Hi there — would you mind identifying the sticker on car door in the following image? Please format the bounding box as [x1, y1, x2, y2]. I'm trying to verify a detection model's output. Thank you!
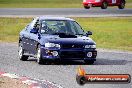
[112, 0, 116, 3]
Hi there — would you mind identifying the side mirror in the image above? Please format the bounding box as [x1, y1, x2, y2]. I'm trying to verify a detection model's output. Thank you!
[86, 31, 92, 36]
[30, 28, 38, 34]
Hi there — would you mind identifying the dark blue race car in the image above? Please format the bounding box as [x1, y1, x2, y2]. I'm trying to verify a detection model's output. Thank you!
[18, 17, 97, 64]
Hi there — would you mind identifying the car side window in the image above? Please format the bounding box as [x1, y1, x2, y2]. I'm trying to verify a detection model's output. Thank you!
[33, 19, 40, 31]
[30, 18, 38, 28]
[25, 18, 39, 33]
[25, 24, 30, 31]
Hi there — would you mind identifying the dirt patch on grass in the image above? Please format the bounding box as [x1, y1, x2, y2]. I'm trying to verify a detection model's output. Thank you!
[0, 76, 29, 88]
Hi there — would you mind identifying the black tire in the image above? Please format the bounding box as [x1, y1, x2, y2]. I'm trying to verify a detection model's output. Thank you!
[84, 60, 94, 65]
[18, 42, 28, 61]
[84, 6, 90, 9]
[118, 0, 125, 9]
[36, 45, 45, 65]
[101, 2, 108, 9]
[76, 75, 86, 85]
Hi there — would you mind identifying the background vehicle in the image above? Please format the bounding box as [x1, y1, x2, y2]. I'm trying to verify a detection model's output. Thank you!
[18, 17, 97, 65]
[83, 0, 126, 9]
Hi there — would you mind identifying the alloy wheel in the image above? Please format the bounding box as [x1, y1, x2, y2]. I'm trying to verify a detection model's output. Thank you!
[19, 45, 23, 59]
[37, 48, 41, 63]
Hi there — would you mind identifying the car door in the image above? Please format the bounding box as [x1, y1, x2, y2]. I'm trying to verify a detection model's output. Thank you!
[28, 19, 40, 55]
[21, 24, 31, 52]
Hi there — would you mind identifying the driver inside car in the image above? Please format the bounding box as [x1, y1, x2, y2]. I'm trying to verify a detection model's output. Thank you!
[41, 22, 53, 34]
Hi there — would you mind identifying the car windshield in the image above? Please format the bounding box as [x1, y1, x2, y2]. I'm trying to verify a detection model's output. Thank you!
[40, 20, 85, 35]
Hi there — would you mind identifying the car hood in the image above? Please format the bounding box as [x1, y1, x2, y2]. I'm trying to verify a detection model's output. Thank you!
[40, 35, 96, 45]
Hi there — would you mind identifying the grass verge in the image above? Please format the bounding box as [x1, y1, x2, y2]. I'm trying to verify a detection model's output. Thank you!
[0, 0, 82, 8]
[0, 0, 131, 8]
[0, 17, 132, 51]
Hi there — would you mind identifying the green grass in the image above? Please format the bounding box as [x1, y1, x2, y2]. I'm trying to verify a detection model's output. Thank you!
[126, 0, 132, 8]
[0, 18, 32, 42]
[0, 0, 82, 8]
[0, 0, 131, 8]
[0, 17, 132, 51]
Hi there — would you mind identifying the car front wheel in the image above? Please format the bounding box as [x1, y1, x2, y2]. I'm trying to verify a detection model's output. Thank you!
[36, 45, 45, 65]
[118, 1, 125, 9]
[101, 2, 108, 9]
[18, 42, 28, 61]
[84, 6, 90, 9]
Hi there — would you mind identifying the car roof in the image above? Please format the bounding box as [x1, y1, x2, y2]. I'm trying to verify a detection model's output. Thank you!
[36, 16, 75, 21]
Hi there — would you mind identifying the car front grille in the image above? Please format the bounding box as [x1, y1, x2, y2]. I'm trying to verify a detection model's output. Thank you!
[60, 51, 85, 58]
[61, 44, 84, 49]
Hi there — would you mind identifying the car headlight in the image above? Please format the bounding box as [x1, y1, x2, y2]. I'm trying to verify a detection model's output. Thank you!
[45, 43, 60, 48]
[85, 45, 96, 48]
[95, 0, 100, 2]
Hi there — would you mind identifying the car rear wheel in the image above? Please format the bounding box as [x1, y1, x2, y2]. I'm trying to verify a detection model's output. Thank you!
[118, 1, 125, 9]
[84, 6, 90, 9]
[36, 45, 45, 65]
[18, 42, 28, 61]
[84, 60, 94, 65]
[101, 2, 108, 9]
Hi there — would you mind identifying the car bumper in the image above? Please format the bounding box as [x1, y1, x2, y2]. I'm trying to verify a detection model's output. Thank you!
[41, 47, 97, 61]
[83, 2, 102, 7]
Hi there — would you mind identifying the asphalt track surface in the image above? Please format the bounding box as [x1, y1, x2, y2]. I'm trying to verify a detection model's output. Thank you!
[0, 43, 132, 88]
[0, 8, 132, 17]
